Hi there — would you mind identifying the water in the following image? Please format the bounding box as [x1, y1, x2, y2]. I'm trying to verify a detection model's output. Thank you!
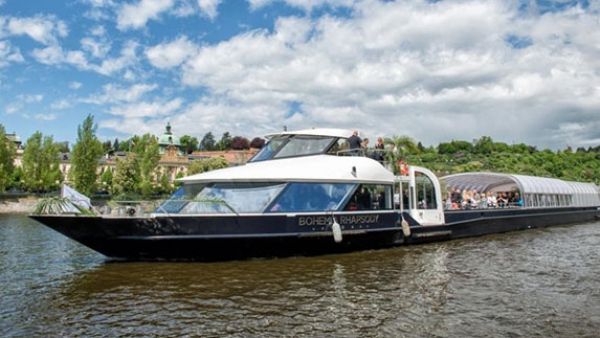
[1, 214, 599, 337]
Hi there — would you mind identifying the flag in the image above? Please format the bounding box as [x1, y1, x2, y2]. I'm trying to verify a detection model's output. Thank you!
[130, 139, 136, 147]
[61, 184, 92, 213]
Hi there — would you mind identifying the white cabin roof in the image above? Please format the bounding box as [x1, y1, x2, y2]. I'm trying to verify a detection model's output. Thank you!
[264, 128, 353, 139]
[179, 155, 395, 184]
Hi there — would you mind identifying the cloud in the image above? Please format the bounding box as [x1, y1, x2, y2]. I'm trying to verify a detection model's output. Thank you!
[117, 0, 176, 30]
[107, 98, 184, 117]
[171, 0, 600, 150]
[83, 83, 158, 104]
[31, 39, 138, 76]
[0, 40, 24, 67]
[247, 0, 355, 12]
[17, 94, 43, 103]
[69, 82, 82, 90]
[145, 36, 197, 69]
[5, 15, 68, 45]
[197, 0, 222, 19]
[34, 113, 57, 121]
[51, 99, 71, 109]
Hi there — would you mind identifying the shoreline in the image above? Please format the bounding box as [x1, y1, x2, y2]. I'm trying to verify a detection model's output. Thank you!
[0, 198, 38, 214]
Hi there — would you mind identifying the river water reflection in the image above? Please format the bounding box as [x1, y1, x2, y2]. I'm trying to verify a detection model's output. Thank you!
[1, 214, 599, 337]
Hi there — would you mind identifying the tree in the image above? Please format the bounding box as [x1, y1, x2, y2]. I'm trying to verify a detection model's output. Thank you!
[54, 141, 70, 153]
[217, 132, 233, 150]
[187, 156, 229, 175]
[21, 132, 61, 192]
[200, 132, 216, 151]
[180, 135, 199, 154]
[231, 136, 250, 150]
[100, 167, 113, 193]
[473, 136, 494, 155]
[112, 152, 141, 197]
[113, 138, 120, 152]
[250, 137, 265, 149]
[132, 133, 161, 198]
[0, 125, 16, 192]
[71, 114, 104, 195]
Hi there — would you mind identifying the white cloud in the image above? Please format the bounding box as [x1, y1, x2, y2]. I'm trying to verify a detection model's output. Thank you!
[172, 0, 600, 150]
[84, 83, 158, 104]
[35, 113, 57, 121]
[5, 103, 19, 114]
[81, 36, 111, 58]
[247, 0, 355, 12]
[108, 98, 184, 117]
[5, 15, 68, 45]
[51, 99, 71, 109]
[0, 40, 24, 67]
[146, 36, 197, 69]
[17, 94, 43, 103]
[69, 82, 82, 90]
[117, 0, 176, 30]
[197, 0, 222, 19]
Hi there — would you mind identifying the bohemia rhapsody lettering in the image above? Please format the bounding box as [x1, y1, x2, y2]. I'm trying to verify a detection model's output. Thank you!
[298, 215, 380, 226]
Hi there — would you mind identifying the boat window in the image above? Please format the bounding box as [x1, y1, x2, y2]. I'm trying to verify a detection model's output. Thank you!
[345, 184, 393, 210]
[416, 172, 438, 209]
[273, 136, 336, 159]
[327, 138, 349, 156]
[248, 136, 289, 162]
[155, 184, 207, 213]
[163, 182, 287, 214]
[268, 183, 356, 212]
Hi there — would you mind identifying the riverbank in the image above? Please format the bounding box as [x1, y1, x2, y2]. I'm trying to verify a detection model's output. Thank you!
[0, 198, 38, 214]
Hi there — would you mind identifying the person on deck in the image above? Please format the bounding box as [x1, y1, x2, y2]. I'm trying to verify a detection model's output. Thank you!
[349, 130, 363, 156]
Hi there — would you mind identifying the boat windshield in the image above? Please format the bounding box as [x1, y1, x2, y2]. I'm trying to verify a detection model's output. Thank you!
[248, 135, 338, 162]
[156, 182, 287, 214]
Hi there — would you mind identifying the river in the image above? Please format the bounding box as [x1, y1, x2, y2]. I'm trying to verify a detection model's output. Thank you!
[1, 214, 599, 337]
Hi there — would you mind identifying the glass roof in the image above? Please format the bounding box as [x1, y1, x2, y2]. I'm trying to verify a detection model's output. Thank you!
[441, 172, 599, 196]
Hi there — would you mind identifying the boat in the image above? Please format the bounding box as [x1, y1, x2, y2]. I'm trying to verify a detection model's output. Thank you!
[29, 128, 600, 261]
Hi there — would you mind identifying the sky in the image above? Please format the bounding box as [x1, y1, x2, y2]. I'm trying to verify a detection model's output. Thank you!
[0, 0, 599, 151]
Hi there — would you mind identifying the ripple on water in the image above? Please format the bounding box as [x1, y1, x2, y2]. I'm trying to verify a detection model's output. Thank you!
[2, 215, 600, 337]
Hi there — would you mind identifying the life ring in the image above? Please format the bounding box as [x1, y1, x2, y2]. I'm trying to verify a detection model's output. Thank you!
[398, 160, 409, 176]
[127, 207, 136, 216]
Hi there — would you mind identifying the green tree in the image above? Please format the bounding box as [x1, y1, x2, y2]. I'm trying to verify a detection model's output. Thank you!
[112, 152, 141, 197]
[473, 136, 494, 155]
[21, 132, 61, 192]
[132, 134, 161, 198]
[217, 132, 233, 150]
[71, 114, 104, 195]
[180, 135, 199, 154]
[187, 156, 229, 175]
[0, 125, 16, 192]
[201, 132, 216, 151]
[100, 167, 113, 193]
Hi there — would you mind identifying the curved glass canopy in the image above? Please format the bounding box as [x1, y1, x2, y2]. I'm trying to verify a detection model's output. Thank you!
[441, 172, 600, 208]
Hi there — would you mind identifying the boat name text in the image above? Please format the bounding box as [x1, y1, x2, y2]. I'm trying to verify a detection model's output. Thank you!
[298, 215, 379, 226]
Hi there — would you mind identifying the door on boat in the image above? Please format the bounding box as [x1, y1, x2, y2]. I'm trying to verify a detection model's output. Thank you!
[404, 166, 445, 226]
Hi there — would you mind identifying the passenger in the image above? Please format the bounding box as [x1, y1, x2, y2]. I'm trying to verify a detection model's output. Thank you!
[461, 190, 470, 209]
[357, 188, 371, 209]
[479, 192, 488, 209]
[451, 187, 462, 206]
[511, 192, 522, 207]
[374, 137, 385, 163]
[348, 130, 363, 156]
[488, 192, 497, 208]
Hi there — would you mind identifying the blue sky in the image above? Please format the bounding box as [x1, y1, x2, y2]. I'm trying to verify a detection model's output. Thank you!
[1, 0, 599, 150]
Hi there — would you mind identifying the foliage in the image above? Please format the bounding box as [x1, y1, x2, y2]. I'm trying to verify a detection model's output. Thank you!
[180, 135, 199, 154]
[187, 156, 229, 176]
[0, 124, 16, 192]
[112, 152, 140, 196]
[250, 137, 265, 149]
[100, 167, 113, 192]
[21, 131, 61, 192]
[217, 132, 233, 150]
[201, 132, 216, 151]
[33, 196, 95, 215]
[71, 114, 104, 195]
[231, 136, 250, 150]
